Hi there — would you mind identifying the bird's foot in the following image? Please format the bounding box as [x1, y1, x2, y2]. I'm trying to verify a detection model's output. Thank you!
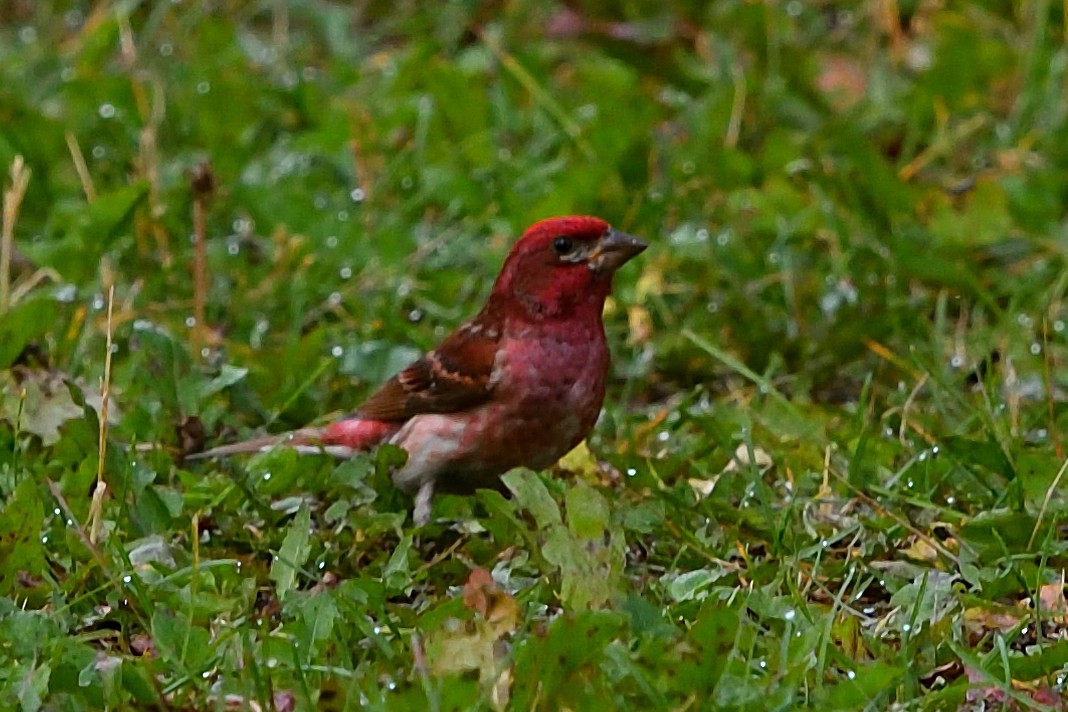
[413, 481, 434, 526]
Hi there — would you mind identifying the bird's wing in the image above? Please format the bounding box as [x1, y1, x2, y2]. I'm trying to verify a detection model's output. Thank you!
[356, 318, 502, 421]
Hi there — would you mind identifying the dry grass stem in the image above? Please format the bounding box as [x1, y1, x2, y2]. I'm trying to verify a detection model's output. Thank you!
[1, 155, 31, 314]
[65, 132, 97, 202]
[89, 283, 115, 545]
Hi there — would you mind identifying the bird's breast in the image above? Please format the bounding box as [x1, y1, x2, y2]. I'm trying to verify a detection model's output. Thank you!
[484, 323, 609, 461]
[390, 321, 611, 495]
[496, 326, 608, 414]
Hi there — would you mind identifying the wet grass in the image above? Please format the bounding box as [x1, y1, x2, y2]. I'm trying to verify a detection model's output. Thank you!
[3, 1, 1068, 709]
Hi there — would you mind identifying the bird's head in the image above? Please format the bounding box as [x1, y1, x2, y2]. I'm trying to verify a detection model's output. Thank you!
[491, 216, 647, 321]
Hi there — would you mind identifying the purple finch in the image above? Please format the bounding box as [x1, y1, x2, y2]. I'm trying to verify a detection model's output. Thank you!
[195, 216, 647, 524]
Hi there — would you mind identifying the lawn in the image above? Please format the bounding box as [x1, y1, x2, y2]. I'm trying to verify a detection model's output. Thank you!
[2, 1, 1068, 709]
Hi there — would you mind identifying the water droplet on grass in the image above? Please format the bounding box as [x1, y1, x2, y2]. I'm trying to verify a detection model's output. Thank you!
[906, 43, 932, 71]
[576, 103, 598, 119]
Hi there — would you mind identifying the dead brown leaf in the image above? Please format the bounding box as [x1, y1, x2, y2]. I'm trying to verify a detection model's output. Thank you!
[426, 568, 518, 710]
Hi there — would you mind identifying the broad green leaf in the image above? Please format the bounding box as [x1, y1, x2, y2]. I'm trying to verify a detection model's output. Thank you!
[822, 662, 904, 708]
[270, 505, 312, 601]
[566, 484, 610, 540]
[684, 602, 742, 692]
[198, 365, 249, 399]
[503, 470, 561, 528]
[511, 611, 627, 709]
[0, 297, 56, 369]
[0, 478, 45, 595]
[149, 609, 213, 675]
[381, 534, 414, 594]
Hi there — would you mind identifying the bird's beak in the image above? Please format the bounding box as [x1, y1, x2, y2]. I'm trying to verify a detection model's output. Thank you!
[588, 228, 648, 274]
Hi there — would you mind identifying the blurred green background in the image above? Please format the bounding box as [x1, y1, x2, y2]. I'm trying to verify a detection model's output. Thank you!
[2, 1, 1068, 709]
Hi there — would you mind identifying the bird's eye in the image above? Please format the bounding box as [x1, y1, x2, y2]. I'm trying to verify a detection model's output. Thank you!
[552, 236, 574, 254]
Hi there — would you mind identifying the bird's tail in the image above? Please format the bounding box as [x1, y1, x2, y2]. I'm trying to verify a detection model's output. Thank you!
[187, 418, 401, 460]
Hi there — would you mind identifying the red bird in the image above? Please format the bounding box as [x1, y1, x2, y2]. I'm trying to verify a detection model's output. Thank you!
[194, 216, 647, 524]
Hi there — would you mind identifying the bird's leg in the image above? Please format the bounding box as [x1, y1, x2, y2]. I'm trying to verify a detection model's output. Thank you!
[413, 480, 435, 526]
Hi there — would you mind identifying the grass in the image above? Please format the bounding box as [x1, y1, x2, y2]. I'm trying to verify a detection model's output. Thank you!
[2, 0, 1068, 709]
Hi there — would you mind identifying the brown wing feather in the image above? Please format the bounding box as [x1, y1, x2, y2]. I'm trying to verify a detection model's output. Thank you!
[356, 317, 501, 421]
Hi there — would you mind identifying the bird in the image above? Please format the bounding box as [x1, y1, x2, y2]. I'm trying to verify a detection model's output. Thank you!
[191, 215, 647, 525]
